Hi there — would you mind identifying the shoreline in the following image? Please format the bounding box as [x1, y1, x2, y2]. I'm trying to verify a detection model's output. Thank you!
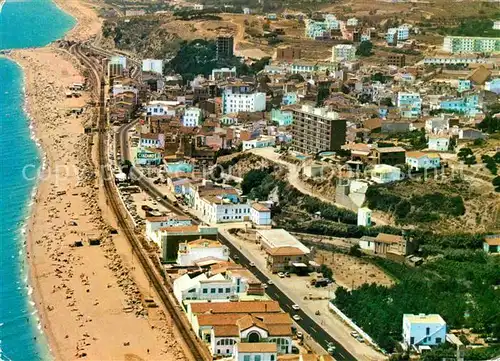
[10, 1, 186, 360]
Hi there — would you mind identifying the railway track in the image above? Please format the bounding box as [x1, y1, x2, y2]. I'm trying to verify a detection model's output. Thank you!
[70, 43, 210, 361]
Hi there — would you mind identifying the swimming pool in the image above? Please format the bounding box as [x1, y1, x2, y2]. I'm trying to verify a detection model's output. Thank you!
[166, 162, 193, 173]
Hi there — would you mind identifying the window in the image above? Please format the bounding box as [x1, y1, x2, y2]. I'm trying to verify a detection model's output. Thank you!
[244, 356, 250, 361]
[436, 337, 442, 343]
[270, 356, 275, 361]
[225, 288, 231, 293]
[218, 288, 223, 293]
[211, 288, 216, 294]
[254, 356, 261, 361]
[426, 327, 430, 335]
[202, 288, 208, 294]
[410, 337, 415, 344]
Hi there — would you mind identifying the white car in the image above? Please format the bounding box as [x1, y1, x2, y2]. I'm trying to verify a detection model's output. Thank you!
[267, 280, 273, 285]
[296, 331, 303, 339]
[249, 262, 255, 267]
[291, 304, 300, 311]
[292, 314, 301, 322]
[278, 272, 285, 278]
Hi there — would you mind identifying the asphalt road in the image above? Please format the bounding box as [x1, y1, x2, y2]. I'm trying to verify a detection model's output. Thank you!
[218, 232, 356, 361]
[117, 121, 355, 360]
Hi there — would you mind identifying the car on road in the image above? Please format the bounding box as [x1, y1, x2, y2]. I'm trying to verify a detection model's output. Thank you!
[233, 255, 239, 261]
[350, 331, 359, 338]
[292, 314, 301, 322]
[249, 262, 255, 267]
[284, 272, 290, 277]
[267, 280, 273, 285]
[356, 336, 365, 343]
[263, 284, 268, 289]
[156, 196, 161, 202]
[278, 272, 285, 278]
[296, 331, 303, 339]
[291, 304, 300, 311]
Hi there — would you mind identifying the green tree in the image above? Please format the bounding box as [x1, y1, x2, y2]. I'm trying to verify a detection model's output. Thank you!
[457, 147, 473, 162]
[356, 41, 373, 57]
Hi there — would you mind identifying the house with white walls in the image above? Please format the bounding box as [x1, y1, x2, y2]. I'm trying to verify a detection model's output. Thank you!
[234, 343, 278, 361]
[146, 100, 179, 116]
[406, 152, 441, 171]
[370, 164, 402, 184]
[145, 215, 193, 241]
[250, 203, 272, 226]
[176, 239, 229, 266]
[428, 135, 450, 151]
[403, 314, 447, 350]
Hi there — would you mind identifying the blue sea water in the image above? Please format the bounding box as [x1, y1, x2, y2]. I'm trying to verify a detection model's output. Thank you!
[0, 0, 75, 360]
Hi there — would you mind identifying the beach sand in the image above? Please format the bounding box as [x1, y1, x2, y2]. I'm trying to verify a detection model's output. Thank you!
[10, 1, 187, 360]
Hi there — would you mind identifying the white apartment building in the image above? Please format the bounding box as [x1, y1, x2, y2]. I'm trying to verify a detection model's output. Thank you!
[331, 44, 356, 62]
[183, 107, 203, 127]
[242, 135, 276, 151]
[145, 214, 192, 240]
[403, 314, 446, 348]
[146, 100, 179, 116]
[142, 59, 163, 74]
[199, 197, 252, 224]
[494, 21, 500, 30]
[173, 273, 235, 304]
[176, 239, 229, 266]
[222, 89, 266, 114]
[139, 133, 163, 148]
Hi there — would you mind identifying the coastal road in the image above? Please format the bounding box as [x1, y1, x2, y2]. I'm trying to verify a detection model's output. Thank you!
[117, 121, 359, 360]
[71, 43, 210, 361]
[217, 231, 356, 361]
[117, 120, 199, 221]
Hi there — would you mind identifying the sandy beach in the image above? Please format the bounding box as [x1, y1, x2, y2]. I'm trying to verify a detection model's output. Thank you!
[10, 0, 186, 360]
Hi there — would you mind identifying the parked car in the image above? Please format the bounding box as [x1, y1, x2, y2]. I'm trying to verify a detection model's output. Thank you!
[278, 272, 285, 278]
[267, 280, 273, 285]
[291, 304, 300, 311]
[296, 331, 303, 339]
[327, 342, 336, 355]
[284, 272, 290, 278]
[249, 262, 255, 267]
[350, 331, 359, 338]
[292, 314, 301, 322]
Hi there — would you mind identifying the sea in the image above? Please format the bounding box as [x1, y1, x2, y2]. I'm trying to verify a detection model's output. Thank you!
[0, 0, 75, 360]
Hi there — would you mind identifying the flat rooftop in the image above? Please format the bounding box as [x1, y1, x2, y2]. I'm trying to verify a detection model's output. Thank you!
[257, 229, 310, 254]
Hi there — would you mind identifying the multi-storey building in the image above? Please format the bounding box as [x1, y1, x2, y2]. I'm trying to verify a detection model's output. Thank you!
[222, 85, 266, 114]
[331, 44, 356, 62]
[275, 46, 302, 62]
[142, 59, 163, 74]
[387, 53, 406, 67]
[216, 35, 234, 59]
[291, 105, 347, 154]
[182, 107, 203, 127]
[386, 25, 410, 45]
[443, 36, 500, 54]
[397, 92, 422, 118]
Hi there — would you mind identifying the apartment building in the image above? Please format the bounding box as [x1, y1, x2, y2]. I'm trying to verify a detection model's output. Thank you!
[291, 105, 347, 154]
[443, 36, 500, 54]
[222, 85, 266, 114]
[182, 107, 203, 127]
[397, 92, 422, 118]
[387, 53, 406, 67]
[386, 25, 410, 45]
[331, 44, 356, 62]
[216, 36, 234, 59]
[275, 46, 302, 62]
